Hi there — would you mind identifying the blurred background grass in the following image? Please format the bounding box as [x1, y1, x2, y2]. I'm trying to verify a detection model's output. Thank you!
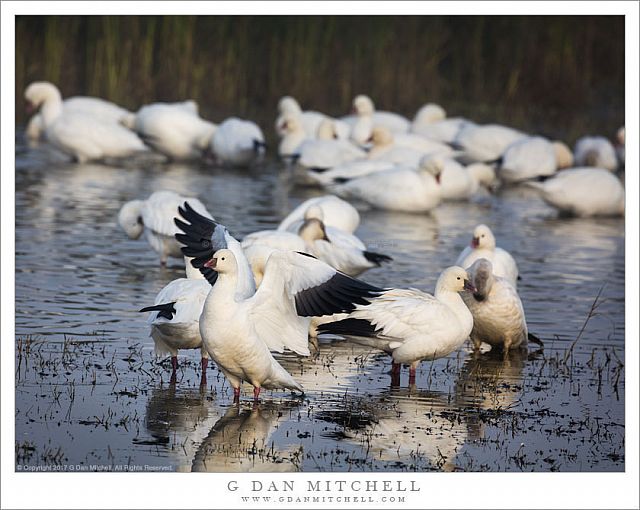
[15, 15, 625, 142]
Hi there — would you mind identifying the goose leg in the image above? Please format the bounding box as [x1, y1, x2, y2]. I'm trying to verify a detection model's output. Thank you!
[233, 387, 241, 402]
[409, 361, 419, 385]
[391, 362, 401, 387]
[200, 358, 208, 387]
[253, 386, 261, 402]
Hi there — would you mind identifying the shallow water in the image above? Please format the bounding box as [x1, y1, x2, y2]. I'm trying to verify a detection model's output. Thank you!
[15, 134, 625, 472]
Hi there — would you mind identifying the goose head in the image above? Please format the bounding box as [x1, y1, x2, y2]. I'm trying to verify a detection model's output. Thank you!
[552, 141, 574, 169]
[278, 96, 302, 116]
[281, 114, 304, 136]
[24, 81, 62, 115]
[118, 199, 145, 239]
[418, 154, 444, 184]
[413, 103, 446, 125]
[471, 224, 496, 250]
[467, 163, 497, 189]
[204, 248, 237, 274]
[436, 266, 476, 295]
[368, 126, 394, 148]
[353, 94, 375, 116]
[303, 204, 325, 221]
[298, 217, 329, 243]
[466, 258, 495, 301]
[317, 119, 338, 140]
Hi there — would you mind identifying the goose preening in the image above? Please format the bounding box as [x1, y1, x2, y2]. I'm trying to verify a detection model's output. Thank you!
[453, 123, 527, 163]
[139, 259, 212, 381]
[175, 203, 385, 401]
[277, 195, 361, 234]
[118, 191, 213, 265]
[126, 101, 216, 161]
[331, 154, 443, 213]
[210, 117, 266, 167]
[574, 135, 619, 171]
[24, 81, 147, 163]
[527, 167, 625, 217]
[26, 94, 132, 141]
[498, 137, 562, 183]
[461, 258, 529, 353]
[242, 206, 392, 276]
[455, 224, 519, 287]
[318, 266, 475, 383]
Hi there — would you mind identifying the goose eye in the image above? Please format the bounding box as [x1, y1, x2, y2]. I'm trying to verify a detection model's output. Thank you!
[481, 234, 485, 238]
[457, 276, 461, 280]
[221, 257, 225, 261]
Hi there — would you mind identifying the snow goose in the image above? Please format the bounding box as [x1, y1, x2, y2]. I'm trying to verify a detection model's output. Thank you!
[275, 95, 326, 138]
[498, 136, 559, 183]
[455, 224, 519, 286]
[24, 82, 147, 163]
[26, 94, 132, 141]
[318, 266, 475, 382]
[461, 258, 528, 353]
[243, 209, 392, 276]
[277, 195, 360, 233]
[453, 123, 527, 163]
[305, 159, 400, 187]
[574, 135, 618, 171]
[128, 102, 216, 161]
[411, 103, 471, 144]
[527, 167, 625, 217]
[139, 258, 212, 381]
[118, 190, 213, 265]
[343, 94, 411, 136]
[332, 154, 443, 213]
[209, 117, 266, 167]
[175, 205, 385, 400]
[367, 126, 453, 166]
[278, 114, 309, 162]
[437, 156, 497, 200]
[294, 120, 366, 172]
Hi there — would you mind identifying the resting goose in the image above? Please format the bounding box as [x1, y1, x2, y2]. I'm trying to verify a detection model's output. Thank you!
[305, 159, 400, 187]
[411, 103, 471, 144]
[498, 136, 559, 183]
[277, 195, 360, 234]
[453, 123, 527, 163]
[455, 224, 519, 287]
[174, 204, 384, 401]
[527, 167, 625, 217]
[574, 135, 619, 171]
[278, 114, 309, 162]
[127, 102, 216, 161]
[332, 154, 443, 213]
[139, 258, 212, 381]
[24, 81, 147, 163]
[275, 96, 327, 138]
[342, 95, 411, 142]
[437, 157, 496, 200]
[367, 126, 453, 166]
[462, 258, 528, 353]
[118, 191, 213, 265]
[26, 94, 132, 141]
[210, 117, 266, 167]
[242, 207, 391, 276]
[318, 266, 475, 383]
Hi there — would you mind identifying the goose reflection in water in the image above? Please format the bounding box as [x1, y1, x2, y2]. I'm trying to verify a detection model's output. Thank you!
[141, 381, 222, 470]
[191, 401, 302, 472]
[455, 347, 542, 441]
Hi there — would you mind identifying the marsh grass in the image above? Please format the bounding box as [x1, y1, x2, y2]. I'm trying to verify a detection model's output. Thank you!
[16, 15, 624, 142]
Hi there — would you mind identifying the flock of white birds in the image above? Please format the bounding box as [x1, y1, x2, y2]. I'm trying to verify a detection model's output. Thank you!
[23, 81, 626, 400]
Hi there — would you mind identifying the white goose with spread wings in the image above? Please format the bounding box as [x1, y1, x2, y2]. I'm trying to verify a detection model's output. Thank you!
[175, 203, 384, 401]
[318, 266, 475, 382]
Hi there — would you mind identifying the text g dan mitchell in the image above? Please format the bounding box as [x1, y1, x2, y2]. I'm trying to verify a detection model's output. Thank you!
[227, 480, 420, 493]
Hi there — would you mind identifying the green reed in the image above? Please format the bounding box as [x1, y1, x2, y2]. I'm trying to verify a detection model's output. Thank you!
[15, 15, 624, 143]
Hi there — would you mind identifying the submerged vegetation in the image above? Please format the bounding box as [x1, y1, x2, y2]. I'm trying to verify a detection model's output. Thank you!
[16, 15, 624, 141]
